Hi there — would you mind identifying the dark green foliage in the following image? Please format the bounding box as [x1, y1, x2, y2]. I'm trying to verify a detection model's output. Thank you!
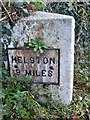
[48, 97, 89, 119]
[1, 70, 50, 119]
[0, 27, 12, 36]
[0, 25, 12, 46]
[28, 37, 48, 53]
[1, 71, 89, 119]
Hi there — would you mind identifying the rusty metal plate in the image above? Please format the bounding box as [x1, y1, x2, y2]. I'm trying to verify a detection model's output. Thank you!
[7, 48, 60, 85]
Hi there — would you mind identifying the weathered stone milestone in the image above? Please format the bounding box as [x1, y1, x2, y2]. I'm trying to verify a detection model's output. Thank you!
[8, 11, 75, 104]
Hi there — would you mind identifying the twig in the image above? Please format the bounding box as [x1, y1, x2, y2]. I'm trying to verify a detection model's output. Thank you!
[0, 12, 16, 23]
[0, 16, 7, 22]
[0, 0, 13, 23]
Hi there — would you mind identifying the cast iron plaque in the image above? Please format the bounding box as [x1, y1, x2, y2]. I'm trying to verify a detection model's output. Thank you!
[7, 48, 60, 85]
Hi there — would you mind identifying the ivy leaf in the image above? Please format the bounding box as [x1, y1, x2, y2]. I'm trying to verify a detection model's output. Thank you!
[1, 27, 12, 36]
[39, 48, 44, 53]
[0, 91, 5, 99]
[21, 108, 27, 115]
[43, 44, 48, 48]
[36, 37, 43, 43]
[15, 2, 24, 8]
[34, 46, 38, 52]
[39, 46, 41, 49]
[22, 8, 29, 15]
[29, 43, 32, 46]
[29, 43, 34, 47]
[31, 39, 36, 45]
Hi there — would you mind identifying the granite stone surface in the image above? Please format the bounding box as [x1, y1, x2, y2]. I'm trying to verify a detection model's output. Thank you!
[9, 11, 75, 104]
